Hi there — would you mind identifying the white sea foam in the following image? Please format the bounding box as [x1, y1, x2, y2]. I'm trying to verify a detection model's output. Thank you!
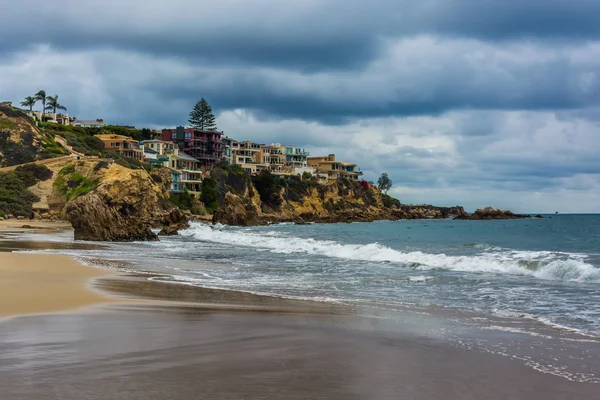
[179, 223, 600, 283]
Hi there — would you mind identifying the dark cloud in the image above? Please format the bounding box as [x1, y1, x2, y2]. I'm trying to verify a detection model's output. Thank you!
[2, 0, 600, 211]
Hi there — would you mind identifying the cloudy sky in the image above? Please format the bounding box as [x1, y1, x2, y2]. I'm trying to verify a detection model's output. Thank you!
[2, 0, 600, 212]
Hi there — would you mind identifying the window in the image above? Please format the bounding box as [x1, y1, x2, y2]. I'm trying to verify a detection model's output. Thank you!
[185, 132, 191, 139]
[172, 132, 176, 139]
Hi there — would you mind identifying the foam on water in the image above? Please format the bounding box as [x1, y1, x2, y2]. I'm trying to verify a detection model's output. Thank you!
[180, 223, 600, 282]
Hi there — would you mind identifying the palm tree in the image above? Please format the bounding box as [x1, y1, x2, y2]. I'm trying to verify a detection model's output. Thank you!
[45, 95, 67, 114]
[20, 96, 37, 112]
[34, 90, 47, 120]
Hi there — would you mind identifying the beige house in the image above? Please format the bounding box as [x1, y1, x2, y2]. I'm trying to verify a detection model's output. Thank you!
[307, 154, 363, 180]
[226, 138, 315, 176]
[95, 134, 143, 160]
[141, 140, 176, 156]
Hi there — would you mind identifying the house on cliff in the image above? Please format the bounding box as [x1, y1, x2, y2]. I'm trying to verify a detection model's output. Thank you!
[161, 127, 223, 167]
[308, 154, 363, 180]
[95, 134, 144, 161]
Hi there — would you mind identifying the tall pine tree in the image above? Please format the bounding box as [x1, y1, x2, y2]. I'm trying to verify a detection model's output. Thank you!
[188, 98, 217, 130]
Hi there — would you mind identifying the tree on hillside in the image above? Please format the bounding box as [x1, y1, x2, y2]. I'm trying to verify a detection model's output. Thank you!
[34, 90, 47, 120]
[20, 96, 37, 112]
[188, 98, 217, 130]
[45, 95, 67, 114]
[377, 172, 392, 195]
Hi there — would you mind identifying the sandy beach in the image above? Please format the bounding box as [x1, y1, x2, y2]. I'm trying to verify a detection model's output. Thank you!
[0, 219, 72, 233]
[0, 252, 116, 318]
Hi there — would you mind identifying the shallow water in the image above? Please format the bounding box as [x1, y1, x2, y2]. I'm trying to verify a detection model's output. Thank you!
[16, 215, 600, 337]
[9, 215, 600, 383]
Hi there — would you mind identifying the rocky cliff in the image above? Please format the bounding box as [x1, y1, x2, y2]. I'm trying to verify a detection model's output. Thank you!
[210, 169, 467, 226]
[54, 160, 186, 241]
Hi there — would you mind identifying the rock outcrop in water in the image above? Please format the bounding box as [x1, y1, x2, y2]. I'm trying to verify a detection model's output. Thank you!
[454, 206, 529, 220]
[58, 160, 187, 241]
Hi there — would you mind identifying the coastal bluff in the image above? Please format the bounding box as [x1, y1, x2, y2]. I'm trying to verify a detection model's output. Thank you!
[36, 161, 528, 241]
[56, 160, 186, 241]
[210, 169, 468, 226]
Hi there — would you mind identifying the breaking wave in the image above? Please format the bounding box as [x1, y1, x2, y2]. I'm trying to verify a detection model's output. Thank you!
[179, 223, 600, 282]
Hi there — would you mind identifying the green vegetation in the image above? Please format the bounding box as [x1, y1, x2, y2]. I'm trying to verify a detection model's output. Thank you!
[252, 170, 283, 210]
[377, 172, 392, 195]
[20, 96, 37, 112]
[40, 135, 69, 158]
[34, 90, 47, 120]
[170, 191, 194, 210]
[0, 118, 17, 130]
[0, 129, 38, 166]
[65, 174, 99, 200]
[54, 165, 99, 201]
[14, 164, 53, 186]
[45, 95, 67, 114]
[0, 164, 53, 217]
[200, 177, 219, 213]
[188, 98, 217, 130]
[382, 194, 401, 209]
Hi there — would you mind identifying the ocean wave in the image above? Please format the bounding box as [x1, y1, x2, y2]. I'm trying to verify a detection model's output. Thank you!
[179, 223, 600, 283]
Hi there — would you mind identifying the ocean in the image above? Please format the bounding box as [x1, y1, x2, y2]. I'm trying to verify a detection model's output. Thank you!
[23, 214, 600, 336]
[7, 214, 600, 383]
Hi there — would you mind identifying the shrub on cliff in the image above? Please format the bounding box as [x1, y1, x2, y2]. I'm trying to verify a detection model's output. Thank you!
[15, 164, 53, 185]
[252, 170, 283, 210]
[200, 177, 219, 213]
[170, 191, 194, 210]
[382, 194, 401, 209]
[0, 165, 52, 216]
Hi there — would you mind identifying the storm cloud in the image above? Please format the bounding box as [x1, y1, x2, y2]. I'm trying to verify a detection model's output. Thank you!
[2, 0, 599, 212]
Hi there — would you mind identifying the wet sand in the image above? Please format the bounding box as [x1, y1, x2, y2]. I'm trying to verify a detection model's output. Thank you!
[0, 219, 71, 233]
[1, 305, 598, 400]
[0, 253, 116, 317]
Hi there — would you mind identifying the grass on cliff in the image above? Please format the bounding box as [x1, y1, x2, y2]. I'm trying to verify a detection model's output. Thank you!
[0, 164, 53, 217]
[54, 165, 100, 201]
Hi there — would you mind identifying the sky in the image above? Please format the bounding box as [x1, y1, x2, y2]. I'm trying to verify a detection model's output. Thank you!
[2, 0, 600, 212]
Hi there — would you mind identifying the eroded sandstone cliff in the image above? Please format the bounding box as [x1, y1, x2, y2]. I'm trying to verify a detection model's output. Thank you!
[211, 170, 467, 226]
[54, 160, 186, 241]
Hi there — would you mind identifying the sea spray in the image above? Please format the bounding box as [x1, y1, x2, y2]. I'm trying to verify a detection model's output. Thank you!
[179, 222, 600, 283]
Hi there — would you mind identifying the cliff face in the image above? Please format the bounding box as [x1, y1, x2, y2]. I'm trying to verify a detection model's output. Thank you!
[211, 171, 467, 226]
[56, 160, 186, 241]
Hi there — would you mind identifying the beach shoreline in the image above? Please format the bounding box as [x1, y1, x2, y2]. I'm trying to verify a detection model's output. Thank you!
[0, 252, 118, 319]
[0, 228, 599, 398]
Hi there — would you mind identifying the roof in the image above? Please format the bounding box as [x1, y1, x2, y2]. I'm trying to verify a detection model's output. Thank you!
[144, 148, 159, 154]
[176, 152, 200, 162]
[143, 139, 172, 144]
[95, 134, 136, 141]
[73, 120, 106, 125]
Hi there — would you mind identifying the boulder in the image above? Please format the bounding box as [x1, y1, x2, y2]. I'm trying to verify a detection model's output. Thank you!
[158, 208, 189, 236]
[64, 163, 187, 241]
[66, 193, 159, 241]
[212, 192, 262, 226]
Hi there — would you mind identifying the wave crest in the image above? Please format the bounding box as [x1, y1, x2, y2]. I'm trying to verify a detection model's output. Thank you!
[179, 223, 600, 282]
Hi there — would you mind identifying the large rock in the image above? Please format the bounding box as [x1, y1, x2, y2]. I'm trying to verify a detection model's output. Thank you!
[212, 192, 262, 226]
[455, 206, 529, 220]
[64, 163, 188, 241]
[66, 193, 159, 241]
